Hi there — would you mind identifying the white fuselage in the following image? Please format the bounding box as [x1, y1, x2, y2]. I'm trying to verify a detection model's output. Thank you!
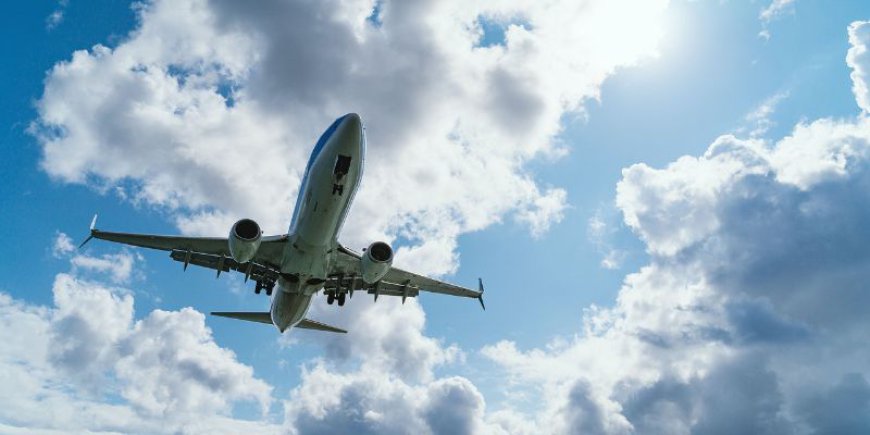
[270, 113, 365, 332]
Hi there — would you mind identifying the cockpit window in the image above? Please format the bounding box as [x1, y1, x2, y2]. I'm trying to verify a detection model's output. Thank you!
[334, 154, 352, 178]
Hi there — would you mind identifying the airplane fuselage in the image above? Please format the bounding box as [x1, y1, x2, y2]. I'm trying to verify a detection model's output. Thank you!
[271, 113, 365, 331]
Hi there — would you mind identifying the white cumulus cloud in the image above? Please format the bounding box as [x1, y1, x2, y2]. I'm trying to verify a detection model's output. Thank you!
[848, 20, 870, 114]
[0, 262, 275, 433]
[481, 20, 870, 434]
[27, 1, 672, 432]
[31, 0, 670, 265]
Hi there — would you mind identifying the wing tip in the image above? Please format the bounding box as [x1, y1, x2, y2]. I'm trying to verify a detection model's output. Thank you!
[477, 277, 486, 311]
[78, 214, 99, 249]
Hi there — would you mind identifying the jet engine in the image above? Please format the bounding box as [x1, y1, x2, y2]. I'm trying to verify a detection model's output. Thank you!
[360, 241, 393, 284]
[228, 218, 262, 263]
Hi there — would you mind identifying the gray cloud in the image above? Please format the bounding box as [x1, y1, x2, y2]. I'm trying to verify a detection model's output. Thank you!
[560, 381, 629, 435]
[620, 376, 693, 435]
[692, 355, 789, 435]
[423, 377, 485, 435]
[798, 373, 870, 435]
[724, 298, 811, 345]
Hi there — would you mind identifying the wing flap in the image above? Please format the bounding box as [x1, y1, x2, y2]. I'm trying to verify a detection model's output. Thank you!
[169, 250, 280, 282]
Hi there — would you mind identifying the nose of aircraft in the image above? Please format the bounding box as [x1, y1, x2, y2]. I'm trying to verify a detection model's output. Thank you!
[343, 112, 361, 129]
[333, 113, 363, 151]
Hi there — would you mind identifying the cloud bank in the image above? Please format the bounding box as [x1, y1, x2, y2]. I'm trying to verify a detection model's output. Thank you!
[0, 255, 275, 433]
[26, 1, 668, 432]
[482, 19, 870, 434]
[32, 0, 669, 265]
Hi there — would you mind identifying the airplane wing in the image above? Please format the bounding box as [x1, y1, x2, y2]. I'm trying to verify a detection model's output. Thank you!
[329, 245, 485, 309]
[82, 217, 287, 285]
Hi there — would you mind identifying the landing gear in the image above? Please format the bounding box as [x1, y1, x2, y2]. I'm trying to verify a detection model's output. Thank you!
[255, 280, 275, 296]
[326, 292, 347, 306]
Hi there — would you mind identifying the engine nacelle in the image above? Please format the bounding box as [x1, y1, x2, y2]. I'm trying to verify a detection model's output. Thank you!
[360, 241, 393, 284]
[228, 218, 262, 264]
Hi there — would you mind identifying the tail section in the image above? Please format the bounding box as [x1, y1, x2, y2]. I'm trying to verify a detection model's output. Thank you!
[210, 312, 347, 334]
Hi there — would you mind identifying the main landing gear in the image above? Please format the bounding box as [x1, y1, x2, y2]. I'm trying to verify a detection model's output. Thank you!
[254, 280, 275, 296]
[326, 292, 346, 306]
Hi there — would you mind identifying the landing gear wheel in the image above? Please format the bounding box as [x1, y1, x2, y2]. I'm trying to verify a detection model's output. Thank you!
[338, 293, 346, 306]
[327, 293, 335, 305]
[254, 285, 262, 295]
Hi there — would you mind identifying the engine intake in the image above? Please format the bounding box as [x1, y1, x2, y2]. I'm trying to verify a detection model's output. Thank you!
[228, 218, 262, 263]
[361, 241, 393, 284]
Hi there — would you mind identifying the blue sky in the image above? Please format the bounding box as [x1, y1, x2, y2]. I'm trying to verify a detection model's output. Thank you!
[3, 0, 870, 433]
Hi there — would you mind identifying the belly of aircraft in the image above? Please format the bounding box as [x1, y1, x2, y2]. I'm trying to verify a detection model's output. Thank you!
[295, 179, 354, 246]
[270, 280, 314, 332]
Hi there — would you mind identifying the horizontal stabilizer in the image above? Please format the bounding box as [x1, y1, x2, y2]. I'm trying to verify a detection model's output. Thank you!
[297, 318, 347, 334]
[211, 311, 272, 325]
[211, 312, 346, 333]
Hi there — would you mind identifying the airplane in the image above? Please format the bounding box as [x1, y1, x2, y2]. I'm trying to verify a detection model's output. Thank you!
[81, 113, 484, 334]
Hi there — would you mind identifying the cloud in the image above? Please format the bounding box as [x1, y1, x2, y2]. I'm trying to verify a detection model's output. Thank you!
[51, 231, 75, 257]
[54, 232, 139, 283]
[742, 91, 789, 137]
[848, 20, 870, 114]
[587, 207, 627, 269]
[758, 0, 797, 40]
[27, 3, 870, 434]
[423, 377, 486, 435]
[481, 20, 870, 434]
[31, 0, 670, 262]
[283, 364, 490, 435]
[23, 1, 870, 434]
[759, 0, 796, 23]
[29, 2, 671, 432]
[70, 251, 138, 283]
[558, 380, 631, 435]
[797, 373, 870, 434]
[308, 298, 461, 381]
[0, 266, 275, 433]
[46, 0, 68, 31]
[116, 307, 273, 420]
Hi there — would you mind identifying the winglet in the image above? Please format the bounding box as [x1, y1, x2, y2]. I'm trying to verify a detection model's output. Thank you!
[78, 214, 98, 248]
[477, 277, 486, 311]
